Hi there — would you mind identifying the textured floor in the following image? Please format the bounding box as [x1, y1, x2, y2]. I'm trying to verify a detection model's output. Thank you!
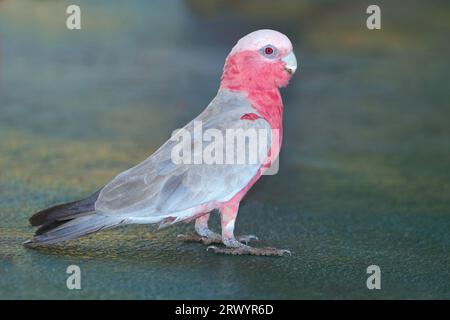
[0, 0, 449, 299]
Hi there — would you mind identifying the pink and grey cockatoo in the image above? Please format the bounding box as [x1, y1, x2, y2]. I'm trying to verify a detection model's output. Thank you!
[25, 29, 297, 256]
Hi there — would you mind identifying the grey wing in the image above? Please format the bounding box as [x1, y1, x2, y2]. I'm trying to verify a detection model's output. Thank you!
[95, 89, 272, 218]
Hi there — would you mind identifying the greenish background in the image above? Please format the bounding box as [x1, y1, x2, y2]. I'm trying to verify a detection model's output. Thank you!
[0, 0, 449, 299]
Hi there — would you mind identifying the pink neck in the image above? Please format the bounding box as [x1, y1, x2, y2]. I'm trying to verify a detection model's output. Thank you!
[219, 51, 286, 130]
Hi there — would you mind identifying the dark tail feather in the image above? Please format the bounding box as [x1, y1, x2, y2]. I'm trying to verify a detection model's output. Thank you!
[29, 189, 101, 227]
[24, 189, 117, 247]
[24, 214, 127, 247]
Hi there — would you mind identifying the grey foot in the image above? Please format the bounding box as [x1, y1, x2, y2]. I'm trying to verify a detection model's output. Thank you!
[207, 244, 291, 257]
[177, 234, 259, 245]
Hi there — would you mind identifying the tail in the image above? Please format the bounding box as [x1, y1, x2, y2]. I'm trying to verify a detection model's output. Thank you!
[28, 189, 101, 227]
[24, 215, 126, 246]
[25, 189, 128, 246]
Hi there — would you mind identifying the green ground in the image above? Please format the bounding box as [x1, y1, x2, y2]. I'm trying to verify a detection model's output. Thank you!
[0, 0, 449, 299]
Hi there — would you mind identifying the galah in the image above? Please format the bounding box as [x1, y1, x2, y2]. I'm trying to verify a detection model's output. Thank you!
[25, 29, 298, 256]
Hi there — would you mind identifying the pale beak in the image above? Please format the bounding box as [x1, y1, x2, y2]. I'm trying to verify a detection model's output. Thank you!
[282, 52, 297, 75]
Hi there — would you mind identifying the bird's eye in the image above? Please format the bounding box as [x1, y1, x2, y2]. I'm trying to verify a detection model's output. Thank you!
[260, 45, 277, 58]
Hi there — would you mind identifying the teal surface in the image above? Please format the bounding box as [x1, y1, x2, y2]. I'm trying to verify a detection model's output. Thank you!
[0, 0, 449, 299]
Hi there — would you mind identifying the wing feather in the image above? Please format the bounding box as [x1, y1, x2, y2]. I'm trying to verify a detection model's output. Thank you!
[95, 90, 271, 218]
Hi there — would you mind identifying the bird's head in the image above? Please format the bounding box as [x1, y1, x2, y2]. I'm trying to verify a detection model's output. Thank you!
[221, 29, 297, 92]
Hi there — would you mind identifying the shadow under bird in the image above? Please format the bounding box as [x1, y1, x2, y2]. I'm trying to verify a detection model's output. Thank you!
[25, 29, 298, 256]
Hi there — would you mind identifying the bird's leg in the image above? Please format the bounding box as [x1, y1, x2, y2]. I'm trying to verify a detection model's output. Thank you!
[207, 203, 291, 257]
[177, 213, 222, 245]
[177, 212, 259, 245]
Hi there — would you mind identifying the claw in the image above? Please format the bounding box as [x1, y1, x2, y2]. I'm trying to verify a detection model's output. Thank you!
[178, 233, 202, 242]
[237, 234, 259, 244]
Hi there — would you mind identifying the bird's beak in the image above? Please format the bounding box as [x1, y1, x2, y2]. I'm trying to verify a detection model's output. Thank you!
[282, 52, 297, 75]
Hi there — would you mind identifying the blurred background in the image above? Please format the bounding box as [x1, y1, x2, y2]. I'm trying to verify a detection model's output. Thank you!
[0, 0, 449, 299]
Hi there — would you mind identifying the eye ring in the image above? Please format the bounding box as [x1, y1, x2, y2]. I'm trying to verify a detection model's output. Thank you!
[260, 45, 277, 58]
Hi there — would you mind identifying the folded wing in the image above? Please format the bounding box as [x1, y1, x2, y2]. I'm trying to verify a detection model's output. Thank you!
[95, 90, 272, 219]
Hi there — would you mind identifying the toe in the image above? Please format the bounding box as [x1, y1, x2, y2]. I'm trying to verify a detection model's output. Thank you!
[206, 245, 219, 252]
[177, 234, 205, 243]
[237, 234, 259, 244]
[262, 247, 292, 257]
